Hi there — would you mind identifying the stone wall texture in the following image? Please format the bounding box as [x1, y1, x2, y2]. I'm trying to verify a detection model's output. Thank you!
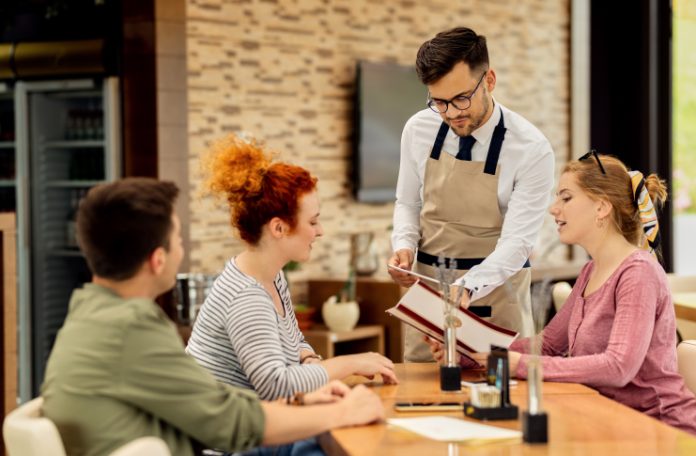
[186, 0, 571, 279]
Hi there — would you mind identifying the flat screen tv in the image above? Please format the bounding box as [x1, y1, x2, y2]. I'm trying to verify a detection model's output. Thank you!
[353, 61, 426, 203]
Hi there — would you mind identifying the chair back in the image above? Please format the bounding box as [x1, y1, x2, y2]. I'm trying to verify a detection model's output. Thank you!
[666, 274, 696, 293]
[109, 437, 172, 456]
[552, 281, 573, 313]
[678, 340, 696, 396]
[2, 397, 67, 456]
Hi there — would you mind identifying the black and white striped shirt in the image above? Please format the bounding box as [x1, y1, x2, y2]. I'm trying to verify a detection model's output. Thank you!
[185, 258, 328, 400]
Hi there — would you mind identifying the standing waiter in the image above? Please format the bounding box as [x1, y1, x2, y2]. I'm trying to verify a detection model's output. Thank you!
[388, 27, 555, 362]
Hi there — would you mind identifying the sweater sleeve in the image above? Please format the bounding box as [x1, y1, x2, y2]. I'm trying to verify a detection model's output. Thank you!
[515, 262, 658, 388]
[118, 312, 265, 453]
[510, 282, 579, 357]
[224, 286, 328, 400]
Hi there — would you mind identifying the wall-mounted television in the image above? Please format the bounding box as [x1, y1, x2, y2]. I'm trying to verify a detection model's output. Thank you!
[353, 61, 425, 203]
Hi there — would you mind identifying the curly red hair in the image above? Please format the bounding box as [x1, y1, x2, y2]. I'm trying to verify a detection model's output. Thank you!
[202, 135, 318, 245]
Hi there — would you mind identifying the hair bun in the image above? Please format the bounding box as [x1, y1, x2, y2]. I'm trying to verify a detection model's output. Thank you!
[643, 173, 668, 209]
[202, 134, 274, 204]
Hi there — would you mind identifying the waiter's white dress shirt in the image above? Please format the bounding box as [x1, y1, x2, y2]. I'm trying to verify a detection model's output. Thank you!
[392, 101, 555, 301]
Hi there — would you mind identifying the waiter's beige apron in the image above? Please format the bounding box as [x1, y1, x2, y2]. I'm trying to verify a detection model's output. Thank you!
[403, 115, 531, 362]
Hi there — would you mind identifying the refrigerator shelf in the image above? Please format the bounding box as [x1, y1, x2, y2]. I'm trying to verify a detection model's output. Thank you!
[0, 141, 15, 149]
[46, 90, 102, 100]
[0, 180, 16, 187]
[40, 140, 104, 149]
[48, 249, 84, 258]
[46, 180, 105, 188]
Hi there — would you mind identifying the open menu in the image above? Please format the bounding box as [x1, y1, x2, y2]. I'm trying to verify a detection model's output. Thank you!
[386, 280, 518, 357]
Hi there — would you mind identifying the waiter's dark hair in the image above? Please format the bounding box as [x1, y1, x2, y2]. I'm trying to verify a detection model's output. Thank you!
[77, 178, 179, 280]
[416, 27, 489, 85]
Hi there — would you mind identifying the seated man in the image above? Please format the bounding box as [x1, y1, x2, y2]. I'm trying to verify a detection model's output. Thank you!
[41, 178, 384, 456]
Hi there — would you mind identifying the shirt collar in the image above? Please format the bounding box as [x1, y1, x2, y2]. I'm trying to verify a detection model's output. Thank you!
[448, 98, 501, 147]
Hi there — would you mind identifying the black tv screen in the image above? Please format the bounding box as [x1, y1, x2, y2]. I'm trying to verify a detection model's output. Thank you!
[353, 61, 426, 203]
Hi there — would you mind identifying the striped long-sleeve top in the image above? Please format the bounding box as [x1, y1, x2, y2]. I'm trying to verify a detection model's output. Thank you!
[185, 258, 329, 400]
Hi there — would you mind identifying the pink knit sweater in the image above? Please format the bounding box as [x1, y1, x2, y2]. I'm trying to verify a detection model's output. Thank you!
[512, 250, 696, 435]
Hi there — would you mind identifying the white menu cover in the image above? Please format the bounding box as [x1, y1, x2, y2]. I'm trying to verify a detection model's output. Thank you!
[386, 280, 518, 356]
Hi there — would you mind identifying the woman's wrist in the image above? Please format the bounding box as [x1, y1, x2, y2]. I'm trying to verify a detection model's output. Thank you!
[300, 353, 323, 364]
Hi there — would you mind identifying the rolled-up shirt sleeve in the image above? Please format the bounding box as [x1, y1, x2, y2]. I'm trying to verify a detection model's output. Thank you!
[457, 141, 555, 301]
[119, 316, 266, 453]
[392, 115, 423, 253]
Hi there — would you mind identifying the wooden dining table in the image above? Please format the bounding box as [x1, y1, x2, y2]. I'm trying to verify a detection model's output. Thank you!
[673, 292, 696, 323]
[319, 363, 696, 455]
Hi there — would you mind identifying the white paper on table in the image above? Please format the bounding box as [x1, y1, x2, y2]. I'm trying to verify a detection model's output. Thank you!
[388, 416, 522, 443]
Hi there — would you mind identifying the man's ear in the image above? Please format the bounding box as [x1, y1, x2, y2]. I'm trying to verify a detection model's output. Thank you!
[149, 246, 167, 275]
[485, 68, 497, 93]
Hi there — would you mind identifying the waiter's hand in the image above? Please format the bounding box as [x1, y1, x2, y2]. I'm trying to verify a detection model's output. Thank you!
[387, 249, 417, 287]
[453, 285, 471, 308]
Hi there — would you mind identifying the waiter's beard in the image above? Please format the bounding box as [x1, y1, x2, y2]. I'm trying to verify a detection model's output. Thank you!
[448, 93, 491, 137]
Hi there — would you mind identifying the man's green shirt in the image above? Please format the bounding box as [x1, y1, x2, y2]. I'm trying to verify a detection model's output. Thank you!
[41, 283, 265, 456]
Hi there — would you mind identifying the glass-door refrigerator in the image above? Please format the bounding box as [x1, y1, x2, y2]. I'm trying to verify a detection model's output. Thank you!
[0, 82, 16, 212]
[15, 77, 120, 399]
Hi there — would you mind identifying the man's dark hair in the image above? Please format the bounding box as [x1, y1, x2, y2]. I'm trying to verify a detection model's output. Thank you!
[77, 178, 179, 280]
[415, 27, 489, 85]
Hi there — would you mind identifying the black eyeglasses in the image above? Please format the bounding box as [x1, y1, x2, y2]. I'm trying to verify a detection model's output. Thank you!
[427, 71, 487, 114]
[579, 149, 606, 175]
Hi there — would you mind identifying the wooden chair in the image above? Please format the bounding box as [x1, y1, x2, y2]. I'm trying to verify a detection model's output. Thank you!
[551, 281, 573, 313]
[667, 274, 696, 341]
[677, 340, 696, 396]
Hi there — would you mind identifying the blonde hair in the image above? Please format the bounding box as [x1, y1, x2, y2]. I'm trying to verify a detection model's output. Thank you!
[563, 155, 667, 247]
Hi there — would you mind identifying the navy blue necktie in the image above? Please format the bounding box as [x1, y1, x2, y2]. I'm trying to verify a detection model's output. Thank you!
[456, 135, 476, 160]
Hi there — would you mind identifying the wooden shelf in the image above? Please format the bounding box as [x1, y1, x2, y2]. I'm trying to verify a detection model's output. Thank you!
[41, 140, 104, 149]
[302, 324, 385, 359]
[307, 278, 405, 362]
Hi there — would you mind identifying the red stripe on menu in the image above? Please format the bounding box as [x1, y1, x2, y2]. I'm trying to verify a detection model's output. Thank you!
[416, 281, 518, 337]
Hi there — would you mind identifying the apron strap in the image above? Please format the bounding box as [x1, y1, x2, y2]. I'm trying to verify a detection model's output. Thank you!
[483, 111, 506, 175]
[429, 122, 451, 160]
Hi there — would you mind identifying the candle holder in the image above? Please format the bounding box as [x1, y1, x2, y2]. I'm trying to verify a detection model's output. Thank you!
[522, 278, 552, 443]
[436, 256, 462, 392]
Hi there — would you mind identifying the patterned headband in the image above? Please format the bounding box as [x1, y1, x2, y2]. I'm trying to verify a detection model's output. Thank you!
[628, 171, 660, 258]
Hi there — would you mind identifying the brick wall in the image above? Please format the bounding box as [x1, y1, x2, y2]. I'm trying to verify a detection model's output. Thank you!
[186, 0, 571, 279]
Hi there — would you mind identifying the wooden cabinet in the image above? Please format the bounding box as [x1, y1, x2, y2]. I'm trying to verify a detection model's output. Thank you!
[306, 278, 405, 362]
[302, 325, 384, 359]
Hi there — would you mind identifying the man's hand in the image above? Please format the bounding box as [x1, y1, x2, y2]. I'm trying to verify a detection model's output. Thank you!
[337, 385, 385, 427]
[451, 284, 471, 308]
[387, 249, 416, 287]
[303, 380, 351, 405]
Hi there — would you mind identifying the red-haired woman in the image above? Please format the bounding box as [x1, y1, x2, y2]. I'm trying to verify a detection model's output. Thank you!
[429, 153, 696, 435]
[186, 135, 397, 404]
